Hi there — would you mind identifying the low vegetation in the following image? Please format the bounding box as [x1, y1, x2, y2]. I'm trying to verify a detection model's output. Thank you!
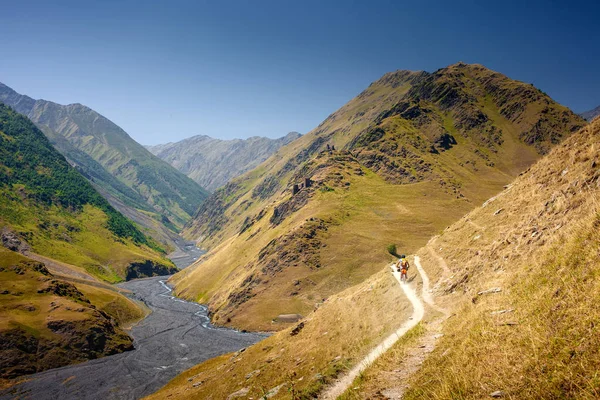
[400, 118, 600, 399]
[147, 264, 417, 399]
[149, 85, 597, 400]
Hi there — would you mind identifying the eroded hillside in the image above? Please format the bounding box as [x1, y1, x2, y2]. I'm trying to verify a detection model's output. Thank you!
[174, 63, 585, 331]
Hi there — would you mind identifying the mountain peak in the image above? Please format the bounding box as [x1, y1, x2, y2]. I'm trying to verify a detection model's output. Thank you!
[581, 104, 600, 121]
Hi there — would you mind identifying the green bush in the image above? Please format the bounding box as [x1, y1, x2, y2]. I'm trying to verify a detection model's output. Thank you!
[387, 244, 398, 257]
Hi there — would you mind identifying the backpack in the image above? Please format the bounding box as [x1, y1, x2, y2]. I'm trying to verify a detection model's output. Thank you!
[401, 259, 409, 269]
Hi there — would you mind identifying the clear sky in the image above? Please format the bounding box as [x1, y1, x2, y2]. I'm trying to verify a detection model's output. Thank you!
[0, 0, 598, 144]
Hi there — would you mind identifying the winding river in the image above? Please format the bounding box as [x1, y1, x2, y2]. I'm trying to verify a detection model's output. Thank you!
[1, 242, 266, 400]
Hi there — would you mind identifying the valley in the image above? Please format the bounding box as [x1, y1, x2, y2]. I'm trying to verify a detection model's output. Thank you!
[0, 11, 597, 396]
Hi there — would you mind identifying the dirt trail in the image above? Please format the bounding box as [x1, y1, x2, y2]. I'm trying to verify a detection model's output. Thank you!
[414, 256, 449, 317]
[374, 255, 450, 400]
[320, 264, 426, 399]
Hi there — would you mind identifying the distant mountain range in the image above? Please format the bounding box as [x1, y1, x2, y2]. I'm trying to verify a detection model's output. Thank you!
[581, 105, 600, 121]
[0, 82, 209, 247]
[146, 132, 302, 191]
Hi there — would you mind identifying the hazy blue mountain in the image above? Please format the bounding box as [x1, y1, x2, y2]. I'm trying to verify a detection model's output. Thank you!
[147, 132, 301, 191]
[581, 105, 600, 121]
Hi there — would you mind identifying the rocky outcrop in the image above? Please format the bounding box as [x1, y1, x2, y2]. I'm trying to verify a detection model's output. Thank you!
[125, 260, 179, 280]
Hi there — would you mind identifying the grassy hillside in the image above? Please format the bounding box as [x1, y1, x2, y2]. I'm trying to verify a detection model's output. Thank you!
[147, 132, 302, 191]
[0, 248, 139, 379]
[396, 116, 600, 399]
[173, 63, 585, 331]
[148, 95, 599, 400]
[0, 103, 176, 282]
[0, 82, 208, 240]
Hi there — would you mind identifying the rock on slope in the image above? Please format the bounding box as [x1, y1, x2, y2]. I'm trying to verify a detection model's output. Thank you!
[148, 97, 600, 400]
[172, 63, 585, 331]
[147, 132, 302, 191]
[581, 104, 600, 121]
[0, 82, 209, 244]
[0, 103, 175, 282]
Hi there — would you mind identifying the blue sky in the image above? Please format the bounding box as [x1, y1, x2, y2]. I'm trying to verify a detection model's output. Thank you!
[0, 0, 598, 144]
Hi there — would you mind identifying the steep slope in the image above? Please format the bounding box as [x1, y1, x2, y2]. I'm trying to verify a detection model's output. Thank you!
[147, 132, 302, 191]
[149, 100, 599, 400]
[581, 104, 600, 121]
[174, 63, 585, 331]
[0, 82, 208, 239]
[349, 114, 600, 400]
[0, 103, 176, 282]
[0, 248, 139, 379]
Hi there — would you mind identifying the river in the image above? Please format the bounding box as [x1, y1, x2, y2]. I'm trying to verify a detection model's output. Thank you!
[1, 242, 266, 400]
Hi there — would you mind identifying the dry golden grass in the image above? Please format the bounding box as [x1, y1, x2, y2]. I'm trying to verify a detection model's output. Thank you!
[339, 119, 600, 399]
[148, 262, 423, 400]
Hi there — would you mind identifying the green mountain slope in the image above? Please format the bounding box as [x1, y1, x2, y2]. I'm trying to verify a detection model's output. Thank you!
[0, 103, 176, 282]
[148, 97, 600, 400]
[0, 82, 208, 240]
[0, 248, 138, 379]
[174, 63, 585, 331]
[146, 132, 302, 191]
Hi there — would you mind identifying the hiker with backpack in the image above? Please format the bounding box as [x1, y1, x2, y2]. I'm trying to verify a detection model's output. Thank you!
[397, 255, 409, 283]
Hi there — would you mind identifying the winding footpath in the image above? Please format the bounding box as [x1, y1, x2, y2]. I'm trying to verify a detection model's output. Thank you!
[321, 257, 431, 400]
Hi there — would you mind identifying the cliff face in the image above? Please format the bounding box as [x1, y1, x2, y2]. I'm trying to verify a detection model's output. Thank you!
[147, 132, 302, 191]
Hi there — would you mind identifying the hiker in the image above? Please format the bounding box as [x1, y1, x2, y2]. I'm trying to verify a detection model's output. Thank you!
[397, 255, 409, 282]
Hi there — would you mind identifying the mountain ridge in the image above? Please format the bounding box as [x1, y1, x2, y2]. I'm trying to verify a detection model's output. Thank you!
[581, 104, 600, 121]
[148, 104, 600, 400]
[0, 82, 209, 246]
[146, 131, 302, 191]
[0, 102, 176, 282]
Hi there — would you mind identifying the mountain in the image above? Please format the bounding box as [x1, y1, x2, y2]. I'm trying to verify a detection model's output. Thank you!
[146, 132, 302, 191]
[581, 104, 600, 121]
[0, 104, 174, 378]
[0, 82, 209, 245]
[0, 103, 176, 282]
[172, 63, 585, 332]
[149, 101, 600, 400]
